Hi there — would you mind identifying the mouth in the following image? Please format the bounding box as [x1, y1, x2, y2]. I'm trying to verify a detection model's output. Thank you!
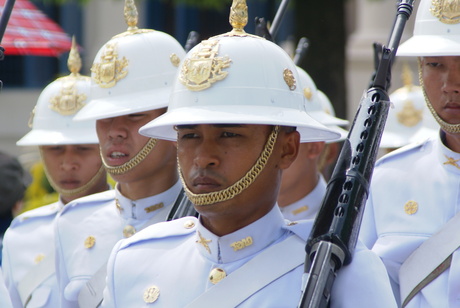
[105, 150, 130, 166]
[59, 179, 81, 189]
[191, 176, 222, 194]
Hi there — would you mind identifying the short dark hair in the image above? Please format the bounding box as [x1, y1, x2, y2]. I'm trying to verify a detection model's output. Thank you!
[0, 152, 31, 215]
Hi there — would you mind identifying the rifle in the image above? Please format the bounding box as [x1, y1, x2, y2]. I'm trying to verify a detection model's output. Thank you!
[254, 0, 290, 41]
[293, 37, 309, 66]
[297, 1, 415, 307]
[185, 30, 200, 53]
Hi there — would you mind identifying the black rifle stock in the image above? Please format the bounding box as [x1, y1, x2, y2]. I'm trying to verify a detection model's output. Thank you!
[298, 1, 415, 307]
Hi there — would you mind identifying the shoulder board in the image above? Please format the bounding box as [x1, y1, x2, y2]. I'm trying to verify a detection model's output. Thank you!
[376, 137, 433, 166]
[119, 216, 199, 250]
[11, 203, 59, 227]
[283, 219, 312, 242]
[60, 189, 116, 215]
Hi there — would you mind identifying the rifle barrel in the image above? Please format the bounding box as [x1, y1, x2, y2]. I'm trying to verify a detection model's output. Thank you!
[269, 0, 290, 40]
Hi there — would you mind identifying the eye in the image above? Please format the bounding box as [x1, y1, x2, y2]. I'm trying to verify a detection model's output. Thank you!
[221, 131, 239, 138]
[426, 62, 441, 68]
[178, 132, 199, 139]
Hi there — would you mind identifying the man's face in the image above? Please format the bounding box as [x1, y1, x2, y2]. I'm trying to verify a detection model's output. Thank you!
[176, 124, 299, 233]
[96, 108, 176, 183]
[40, 144, 104, 200]
[421, 56, 460, 125]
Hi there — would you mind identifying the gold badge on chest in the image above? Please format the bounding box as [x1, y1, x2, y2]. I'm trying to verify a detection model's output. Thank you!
[444, 155, 460, 169]
[92, 42, 129, 88]
[230, 236, 253, 251]
[179, 39, 231, 91]
[196, 231, 212, 254]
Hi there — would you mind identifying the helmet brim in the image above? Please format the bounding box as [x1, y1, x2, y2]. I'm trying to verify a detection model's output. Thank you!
[139, 105, 341, 143]
[74, 86, 171, 121]
[17, 128, 99, 146]
[398, 35, 460, 57]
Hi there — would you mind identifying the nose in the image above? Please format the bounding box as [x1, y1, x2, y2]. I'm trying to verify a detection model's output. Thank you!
[442, 65, 460, 94]
[100, 117, 129, 140]
[192, 138, 219, 169]
[60, 149, 78, 171]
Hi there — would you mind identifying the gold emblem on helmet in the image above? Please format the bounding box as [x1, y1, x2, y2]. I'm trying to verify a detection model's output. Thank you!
[179, 40, 231, 91]
[283, 69, 297, 91]
[92, 42, 129, 88]
[397, 100, 423, 127]
[431, 0, 460, 24]
[170, 53, 181, 67]
[303, 87, 313, 100]
[49, 80, 87, 116]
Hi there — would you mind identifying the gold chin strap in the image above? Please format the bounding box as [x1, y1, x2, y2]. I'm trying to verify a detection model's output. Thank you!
[418, 59, 460, 134]
[40, 147, 107, 197]
[102, 138, 157, 175]
[178, 125, 280, 206]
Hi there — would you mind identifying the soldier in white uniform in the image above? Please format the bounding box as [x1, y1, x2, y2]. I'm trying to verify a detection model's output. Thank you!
[100, 1, 397, 307]
[1, 38, 109, 308]
[360, 0, 460, 306]
[53, 1, 187, 307]
[278, 67, 348, 222]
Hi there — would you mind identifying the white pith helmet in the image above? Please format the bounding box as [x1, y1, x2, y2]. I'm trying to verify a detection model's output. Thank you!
[317, 90, 349, 142]
[380, 64, 438, 148]
[17, 38, 98, 146]
[297, 66, 348, 127]
[139, 2, 339, 143]
[73, 0, 186, 121]
[398, 0, 460, 56]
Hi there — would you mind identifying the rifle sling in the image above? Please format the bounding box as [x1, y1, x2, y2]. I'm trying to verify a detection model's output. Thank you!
[400, 210, 460, 307]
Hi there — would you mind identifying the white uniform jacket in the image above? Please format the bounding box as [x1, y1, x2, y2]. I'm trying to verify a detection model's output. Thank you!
[2, 200, 63, 308]
[361, 133, 460, 307]
[101, 205, 397, 308]
[55, 181, 182, 308]
[0, 268, 13, 308]
[280, 174, 326, 222]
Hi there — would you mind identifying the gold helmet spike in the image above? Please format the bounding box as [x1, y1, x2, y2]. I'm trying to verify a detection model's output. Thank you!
[67, 36, 82, 76]
[124, 0, 139, 31]
[229, 0, 248, 34]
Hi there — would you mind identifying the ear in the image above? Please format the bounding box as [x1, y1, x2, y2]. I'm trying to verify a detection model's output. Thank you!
[278, 130, 300, 170]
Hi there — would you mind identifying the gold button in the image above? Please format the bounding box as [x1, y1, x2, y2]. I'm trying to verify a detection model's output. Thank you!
[143, 285, 160, 303]
[209, 268, 226, 284]
[184, 220, 195, 229]
[404, 200, 418, 215]
[84, 236, 96, 249]
[287, 221, 298, 226]
[123, 225, 136, 238]
[34, 254, 45, 264]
